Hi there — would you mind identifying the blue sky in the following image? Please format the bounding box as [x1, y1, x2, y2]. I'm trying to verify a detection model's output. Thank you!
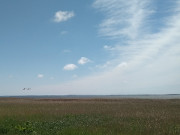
[0, 0, 180, 95]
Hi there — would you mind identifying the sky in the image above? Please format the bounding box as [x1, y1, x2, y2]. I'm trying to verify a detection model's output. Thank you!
[0, 0, 180, 95]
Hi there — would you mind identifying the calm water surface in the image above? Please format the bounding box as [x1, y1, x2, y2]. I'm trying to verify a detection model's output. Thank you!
[1, 94, 180, 99]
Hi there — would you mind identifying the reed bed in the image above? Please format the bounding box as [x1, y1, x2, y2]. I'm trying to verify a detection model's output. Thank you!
[0, 98, 179, 135]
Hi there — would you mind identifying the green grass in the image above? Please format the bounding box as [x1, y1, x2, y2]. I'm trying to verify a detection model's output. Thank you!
[0, 98, 179, 135]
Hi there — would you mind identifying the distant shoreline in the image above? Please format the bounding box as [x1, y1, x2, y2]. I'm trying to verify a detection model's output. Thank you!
[0, 94, 180, 99]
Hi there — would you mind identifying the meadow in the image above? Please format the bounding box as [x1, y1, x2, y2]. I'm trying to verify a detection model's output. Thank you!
[0, 98, 179, 135]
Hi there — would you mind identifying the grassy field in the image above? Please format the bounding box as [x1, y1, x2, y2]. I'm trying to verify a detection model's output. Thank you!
[0, 98, 179, 135]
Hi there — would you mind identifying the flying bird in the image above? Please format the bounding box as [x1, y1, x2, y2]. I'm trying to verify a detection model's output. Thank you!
[22, 88, 31, 90]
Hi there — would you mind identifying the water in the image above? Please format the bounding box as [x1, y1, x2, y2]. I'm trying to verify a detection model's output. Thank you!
[1, 94, 180, 99]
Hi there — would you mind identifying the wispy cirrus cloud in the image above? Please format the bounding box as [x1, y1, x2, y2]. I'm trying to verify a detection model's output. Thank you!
[54, 11, 74, 23]
[93, 0, 180, 68]
[93, 0, 154, 40]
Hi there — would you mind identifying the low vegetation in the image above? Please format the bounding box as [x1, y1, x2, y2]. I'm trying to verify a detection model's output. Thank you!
[0, 98, 179, 135]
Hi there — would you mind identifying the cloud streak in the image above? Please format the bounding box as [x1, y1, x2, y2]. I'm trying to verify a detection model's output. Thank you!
[93, 0, 153, 40]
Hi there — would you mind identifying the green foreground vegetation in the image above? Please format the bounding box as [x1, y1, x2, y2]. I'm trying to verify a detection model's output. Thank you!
[0, 98, 179, 135]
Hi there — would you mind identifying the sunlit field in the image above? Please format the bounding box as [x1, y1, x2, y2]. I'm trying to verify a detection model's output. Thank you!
[0, 98, 179, 135]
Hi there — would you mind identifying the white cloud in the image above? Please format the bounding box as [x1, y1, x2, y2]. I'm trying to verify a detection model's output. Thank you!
[54, 11, 74, 23]
[78, 57, 91, 65]
[63, 64, 77, 71]
[37, 74, 44, 78]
